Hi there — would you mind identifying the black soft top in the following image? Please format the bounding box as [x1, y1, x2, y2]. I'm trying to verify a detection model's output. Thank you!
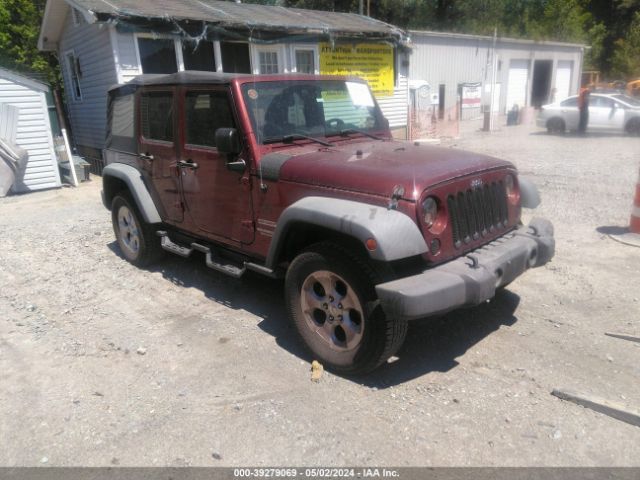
[108, 71, 255, 95]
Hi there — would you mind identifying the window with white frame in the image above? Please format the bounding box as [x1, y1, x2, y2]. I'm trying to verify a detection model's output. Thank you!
[65, 51, 82, 101]
[259, 50, 280, 74]
[137, 37, 178, 74]
[294, 49, 316, 74]
[182, 40, 216, 72]
[220, 42, 251, 73]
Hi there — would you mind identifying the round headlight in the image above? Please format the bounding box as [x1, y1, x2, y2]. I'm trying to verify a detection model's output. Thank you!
[422, 196, 438, 228]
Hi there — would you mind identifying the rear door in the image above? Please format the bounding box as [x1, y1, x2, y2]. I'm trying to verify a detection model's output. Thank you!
[138, 88, 183, 223]
[178, 86, 254, 244]
[558, 97, 579, 131]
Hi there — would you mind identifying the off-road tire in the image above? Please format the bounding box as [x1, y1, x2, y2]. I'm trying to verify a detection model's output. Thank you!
[285, 242, 407, 375]
[111, 192, 164, 267]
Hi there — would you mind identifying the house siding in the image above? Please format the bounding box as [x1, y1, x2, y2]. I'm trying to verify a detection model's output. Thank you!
[59, 10, 118, 152]
[0, 76, 61, 192]
[378, 62, 409, 130]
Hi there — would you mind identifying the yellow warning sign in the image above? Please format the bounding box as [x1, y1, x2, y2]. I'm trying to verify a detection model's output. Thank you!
[319, 43, 394, 98]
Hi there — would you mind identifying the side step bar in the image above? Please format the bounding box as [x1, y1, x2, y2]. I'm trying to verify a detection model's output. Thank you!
[157, 231, 278, 279]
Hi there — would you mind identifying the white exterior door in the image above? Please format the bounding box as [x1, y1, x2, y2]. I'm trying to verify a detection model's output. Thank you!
[506, 59, 529, 112]
[555, 60, 573, 102]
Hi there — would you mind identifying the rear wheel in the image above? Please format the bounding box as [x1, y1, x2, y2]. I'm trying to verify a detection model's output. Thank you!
[111, 192, 163, 267]
[285, 242, 407, 374]
[546, 117, 565, 134]
[625, 118, 640, 136]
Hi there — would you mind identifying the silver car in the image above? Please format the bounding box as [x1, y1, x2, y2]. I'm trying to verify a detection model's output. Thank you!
[537, 92, 640, 134]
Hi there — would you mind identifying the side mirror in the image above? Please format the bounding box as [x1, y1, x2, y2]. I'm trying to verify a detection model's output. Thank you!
[215, 128, 241, 155]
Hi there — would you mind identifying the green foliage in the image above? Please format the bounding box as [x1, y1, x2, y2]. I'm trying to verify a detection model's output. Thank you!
[610, 11, 640, 78]
[0, 0, 59, 85]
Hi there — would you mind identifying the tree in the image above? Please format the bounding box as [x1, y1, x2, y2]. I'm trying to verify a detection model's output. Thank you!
[611, 11, 640, 78]
[0, 0, 59, 85]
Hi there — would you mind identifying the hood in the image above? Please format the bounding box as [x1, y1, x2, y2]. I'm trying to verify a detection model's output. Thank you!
[259, 140, 514, 201]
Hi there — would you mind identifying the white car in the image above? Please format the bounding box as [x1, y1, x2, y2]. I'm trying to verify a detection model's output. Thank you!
[537, 92, 640, 134]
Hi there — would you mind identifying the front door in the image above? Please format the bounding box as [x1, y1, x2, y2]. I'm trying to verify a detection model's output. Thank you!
[138, 88, 183, 223]
[178, 87, 254, 244]
[589, 95, 625, 130]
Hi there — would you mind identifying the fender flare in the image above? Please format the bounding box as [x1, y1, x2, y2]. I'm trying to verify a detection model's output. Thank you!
[266, 196, 428, 268]
[519, 176, 541, 209]
[102, 163, 162, 224]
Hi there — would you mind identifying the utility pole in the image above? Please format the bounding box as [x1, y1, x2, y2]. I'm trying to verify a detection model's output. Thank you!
[359, 0, 363, 15]
[489, 27, 498, 131]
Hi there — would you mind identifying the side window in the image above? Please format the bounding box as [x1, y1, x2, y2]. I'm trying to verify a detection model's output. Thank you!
[295, 49, 315, 74]
[65, 51, 82, 101]
[182, 40, 216, 72]
[591, 96, 613, 108]
[108, 93, 135, 152]
[140, 92, 174, 142]
[221, 42, 251, 73]
[259, 51, 280, 74]
[185, 91, 235, 148]
[137, 38, 178, 74]
[560, 97, 578, 107]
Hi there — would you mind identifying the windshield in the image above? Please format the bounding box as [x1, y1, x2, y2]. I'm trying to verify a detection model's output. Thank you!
[612, 94, 640, 107]
[241, 80, 386, 144]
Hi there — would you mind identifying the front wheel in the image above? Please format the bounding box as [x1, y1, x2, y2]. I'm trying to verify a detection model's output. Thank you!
[285, 243, 407, 374]
[111, 192, 164, 267]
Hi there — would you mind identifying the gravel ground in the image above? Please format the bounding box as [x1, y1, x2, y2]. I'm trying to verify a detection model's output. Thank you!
[1, 120, 639, 466]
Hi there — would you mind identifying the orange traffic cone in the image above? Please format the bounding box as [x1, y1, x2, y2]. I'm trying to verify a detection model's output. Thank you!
[610, 166, 640, 247]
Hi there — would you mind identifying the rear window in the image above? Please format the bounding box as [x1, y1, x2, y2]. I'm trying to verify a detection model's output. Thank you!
[106, 93, 135, 152]
[612, 94, 640, 107]
[140, 92, 174, 142]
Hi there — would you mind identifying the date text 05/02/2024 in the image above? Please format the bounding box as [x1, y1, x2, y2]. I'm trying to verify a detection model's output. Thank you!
[233, 468, 400, 478]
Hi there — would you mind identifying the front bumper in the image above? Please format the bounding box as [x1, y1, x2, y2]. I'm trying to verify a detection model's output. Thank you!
[375, 218, 555, 321]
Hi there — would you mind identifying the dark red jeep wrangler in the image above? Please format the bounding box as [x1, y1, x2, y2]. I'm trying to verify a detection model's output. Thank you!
[102, 71, 554, 374]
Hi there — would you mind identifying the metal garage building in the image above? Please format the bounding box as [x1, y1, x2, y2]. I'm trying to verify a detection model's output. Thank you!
[408, 30, 586, 119]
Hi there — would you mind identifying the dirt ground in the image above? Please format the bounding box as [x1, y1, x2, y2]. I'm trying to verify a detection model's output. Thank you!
[1, 120, 639, 467]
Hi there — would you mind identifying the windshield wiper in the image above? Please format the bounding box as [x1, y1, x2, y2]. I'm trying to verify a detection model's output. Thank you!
[263, 133, 334, 147]
[335, 128, 385, 141]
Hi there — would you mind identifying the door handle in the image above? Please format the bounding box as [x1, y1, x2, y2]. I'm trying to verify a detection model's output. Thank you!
[139, 152, 154, 161]
[177, 159, 199, 170]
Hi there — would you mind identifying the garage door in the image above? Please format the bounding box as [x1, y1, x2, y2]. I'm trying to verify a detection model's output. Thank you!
[505, 59, 529, 112]
[555, 60, 573, 102]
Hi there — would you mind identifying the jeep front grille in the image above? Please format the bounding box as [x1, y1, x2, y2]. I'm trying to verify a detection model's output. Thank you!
[447, 182, 508, 248]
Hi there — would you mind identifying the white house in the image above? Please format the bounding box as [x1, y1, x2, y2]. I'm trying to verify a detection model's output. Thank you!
[38, 0, 411, 172]
[0, 68, 61, 192]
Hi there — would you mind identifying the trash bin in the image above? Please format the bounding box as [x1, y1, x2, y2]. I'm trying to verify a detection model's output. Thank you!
[507, 104, 519, 126]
